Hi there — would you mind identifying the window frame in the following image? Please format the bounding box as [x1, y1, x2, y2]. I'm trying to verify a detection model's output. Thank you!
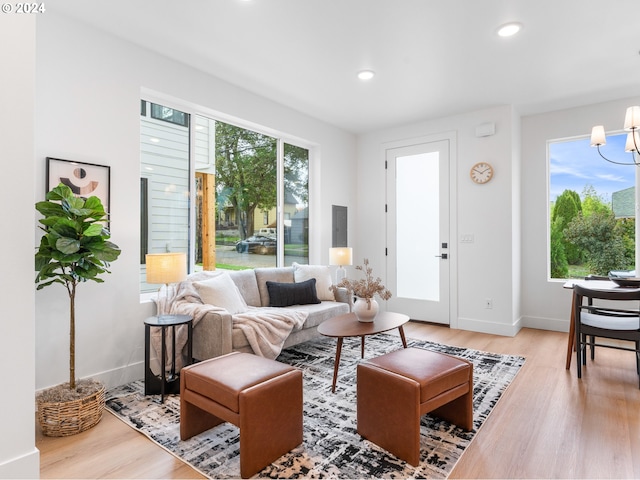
[140, 92, 316, 290]
[547, 130, 638, 281]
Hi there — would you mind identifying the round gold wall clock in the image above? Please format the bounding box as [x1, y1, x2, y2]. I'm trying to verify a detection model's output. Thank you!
[470, 162, 494, 184]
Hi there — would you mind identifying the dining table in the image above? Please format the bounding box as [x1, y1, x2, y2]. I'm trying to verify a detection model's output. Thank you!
[563, 277, 640, 369]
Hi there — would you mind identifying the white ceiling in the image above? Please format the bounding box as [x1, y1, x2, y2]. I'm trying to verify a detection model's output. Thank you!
[53, 0, 640, 134]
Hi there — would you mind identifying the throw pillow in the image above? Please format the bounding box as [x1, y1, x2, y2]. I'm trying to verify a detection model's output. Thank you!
[193, 273, 248, 314]
[266, 278, 321, 307]
[292, 262, 335, 301]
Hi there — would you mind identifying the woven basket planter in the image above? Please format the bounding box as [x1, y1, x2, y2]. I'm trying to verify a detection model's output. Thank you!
[37, 383, 106, 437]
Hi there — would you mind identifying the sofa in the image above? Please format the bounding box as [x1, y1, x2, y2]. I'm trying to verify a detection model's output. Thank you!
[171, 263, 351, 362]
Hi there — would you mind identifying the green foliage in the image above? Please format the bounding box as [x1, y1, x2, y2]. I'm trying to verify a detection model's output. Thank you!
[568, 190, 582, 214]
[552, 189, 582, 264]
[616, 217, 636, 267]
[35, 184, 120, 289]
[550, 217, 568, 278]
[567, 263, 591, 279]
[284, 143, 309, 206]
[35, 183, 121, 389]
[552, 189, 580, 226]
[581, 185, 610, 218]
[215, 122, 277, 239]
[564, 211, 627, 275]
[214, 122, 309, 240]
[551, 184, 635, 279]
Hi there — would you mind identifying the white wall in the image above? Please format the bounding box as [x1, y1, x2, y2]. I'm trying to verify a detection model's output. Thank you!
[7, 8, 635, 479]
[34, 12, 357, 392]
[521, 96, 640, 331]
[357, 105, 522, 336]
[0, 15, 40, 479]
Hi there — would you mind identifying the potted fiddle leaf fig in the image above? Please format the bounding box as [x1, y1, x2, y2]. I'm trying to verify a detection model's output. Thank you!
[35, 183, 121, 436]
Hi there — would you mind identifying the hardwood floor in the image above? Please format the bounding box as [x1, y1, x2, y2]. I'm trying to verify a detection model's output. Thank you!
[37, 411, 205, 479]
[37, 323, 640, 479]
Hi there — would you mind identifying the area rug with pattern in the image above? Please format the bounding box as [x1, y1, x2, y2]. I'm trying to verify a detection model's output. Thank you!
[106, 334, 525, 479]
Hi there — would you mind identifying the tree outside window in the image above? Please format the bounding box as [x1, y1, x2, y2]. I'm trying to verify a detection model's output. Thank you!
[140, 101, 311, 293]
[549, 134, 636, 278]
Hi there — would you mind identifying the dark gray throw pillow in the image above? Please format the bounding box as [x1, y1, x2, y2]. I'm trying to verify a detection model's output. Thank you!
[266, 278, 321, 307]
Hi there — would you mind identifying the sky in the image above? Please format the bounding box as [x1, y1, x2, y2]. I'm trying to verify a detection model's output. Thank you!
[549, 132, 636, 204]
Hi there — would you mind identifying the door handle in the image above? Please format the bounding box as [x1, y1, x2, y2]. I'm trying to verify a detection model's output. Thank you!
[435, 253, 448, 259]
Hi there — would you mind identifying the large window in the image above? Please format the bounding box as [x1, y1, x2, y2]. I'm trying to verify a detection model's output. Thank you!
[140, 101, 310, 293]
[140, 102, 191, 293]
[283, 143, 310, 265]
[549, 132, 636, 279]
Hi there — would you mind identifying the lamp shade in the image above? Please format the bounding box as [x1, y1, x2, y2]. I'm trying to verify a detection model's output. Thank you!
[624, 106, 640, 131]
[625, 131, 640, 153]
[146, 252, 187, 285]
[590, 125, 606, 146]
[329, 247, 353, 266]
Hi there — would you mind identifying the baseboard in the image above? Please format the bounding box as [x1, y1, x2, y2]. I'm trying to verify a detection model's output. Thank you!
[89, 361, 145, 390]
[0, 448, 40, 479]
[36, 361, 145, 396]
[456, 316, 522, 337]
[521, 315, 569, 333]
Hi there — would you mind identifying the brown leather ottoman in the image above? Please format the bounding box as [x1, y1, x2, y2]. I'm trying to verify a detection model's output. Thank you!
[357, 347, 473, 466]
[180, 351, 303, 478]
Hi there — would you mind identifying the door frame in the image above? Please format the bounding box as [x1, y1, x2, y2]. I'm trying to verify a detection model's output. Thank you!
[383, 131, 458, 329]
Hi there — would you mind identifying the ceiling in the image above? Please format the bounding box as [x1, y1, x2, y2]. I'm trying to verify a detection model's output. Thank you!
[52, 0, 640, 134]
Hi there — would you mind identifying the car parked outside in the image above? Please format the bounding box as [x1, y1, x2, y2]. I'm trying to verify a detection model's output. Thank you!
[258, 227, 277, 239]
[235, 235, 276, 255]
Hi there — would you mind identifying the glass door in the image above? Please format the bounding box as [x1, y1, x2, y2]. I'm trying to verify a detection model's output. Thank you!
[386, 140, 450, 324]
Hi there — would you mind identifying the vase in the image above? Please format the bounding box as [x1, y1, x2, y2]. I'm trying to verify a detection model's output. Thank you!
[353, 297, 379, 322]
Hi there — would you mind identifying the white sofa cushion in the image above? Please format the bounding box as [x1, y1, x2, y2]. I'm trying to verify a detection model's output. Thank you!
[255, 267, 295, 307]
[193, 273, 249, 314]
[292, 262, 335, 301]
[228, 269, 261, 307]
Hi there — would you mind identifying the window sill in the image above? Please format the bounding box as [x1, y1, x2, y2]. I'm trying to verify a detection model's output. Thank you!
[140, 291, 157, 304]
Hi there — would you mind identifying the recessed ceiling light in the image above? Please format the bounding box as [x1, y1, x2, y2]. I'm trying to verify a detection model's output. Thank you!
[497, 22, 522, 37]
[357, 70, 375, 81]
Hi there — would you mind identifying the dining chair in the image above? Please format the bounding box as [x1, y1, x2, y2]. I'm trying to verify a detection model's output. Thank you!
[582, 275, 610, 356]
[573, 284, 640, 388]
[565, 275, 613, 370]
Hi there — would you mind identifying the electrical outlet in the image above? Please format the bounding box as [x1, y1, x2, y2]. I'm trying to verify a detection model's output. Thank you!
[485, 298, 493, 309]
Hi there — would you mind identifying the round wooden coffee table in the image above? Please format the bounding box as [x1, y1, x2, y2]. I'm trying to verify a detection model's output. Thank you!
[317, 311, 409, 393]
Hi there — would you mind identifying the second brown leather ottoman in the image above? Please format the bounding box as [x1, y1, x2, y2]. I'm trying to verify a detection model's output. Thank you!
[357, 347, 473, 466]
[180, 351, 303, 478]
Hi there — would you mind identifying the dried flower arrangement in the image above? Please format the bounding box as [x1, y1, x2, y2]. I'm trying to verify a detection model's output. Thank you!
[332, 258, 392, 308]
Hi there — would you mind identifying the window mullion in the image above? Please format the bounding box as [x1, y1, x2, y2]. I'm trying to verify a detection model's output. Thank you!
[276, 138, 285, 267]
[188, 112, 196, 274]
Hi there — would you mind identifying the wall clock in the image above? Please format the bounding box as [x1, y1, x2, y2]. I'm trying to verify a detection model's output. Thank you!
[470, 162, 494, 184]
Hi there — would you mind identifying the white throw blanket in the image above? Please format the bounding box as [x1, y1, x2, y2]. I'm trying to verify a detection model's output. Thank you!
[150, 278, 308, 371]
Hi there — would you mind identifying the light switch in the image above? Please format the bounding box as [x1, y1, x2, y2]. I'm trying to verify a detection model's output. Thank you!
[460, 234, 474, 243]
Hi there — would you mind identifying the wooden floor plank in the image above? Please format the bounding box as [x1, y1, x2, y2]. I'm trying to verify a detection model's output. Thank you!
[38, 410, 205, 479]
[37, 322, 640, 479]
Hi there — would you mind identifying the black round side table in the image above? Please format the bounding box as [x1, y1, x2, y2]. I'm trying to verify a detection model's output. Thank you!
[144, 314, 193, 403]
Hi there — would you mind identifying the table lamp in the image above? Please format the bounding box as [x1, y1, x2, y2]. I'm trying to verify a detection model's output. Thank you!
[146, 252, 187, 316]
[329, 247, 353, 284]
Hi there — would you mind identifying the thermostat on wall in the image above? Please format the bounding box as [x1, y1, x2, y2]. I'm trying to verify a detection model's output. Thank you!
[475, 122, 496, 137]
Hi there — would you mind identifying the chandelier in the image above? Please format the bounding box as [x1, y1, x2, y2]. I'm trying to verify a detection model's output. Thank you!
[590, 106, 640, 165]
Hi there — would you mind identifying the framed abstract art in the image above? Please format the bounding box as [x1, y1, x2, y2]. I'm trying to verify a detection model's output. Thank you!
[46, 157, 111, 218]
